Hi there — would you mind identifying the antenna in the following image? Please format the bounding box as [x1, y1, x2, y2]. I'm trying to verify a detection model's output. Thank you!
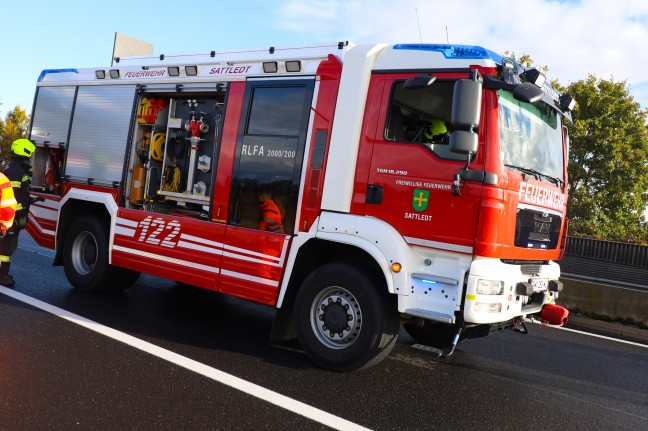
[446, 26, 450, 44]
[415, 8, 423, 44]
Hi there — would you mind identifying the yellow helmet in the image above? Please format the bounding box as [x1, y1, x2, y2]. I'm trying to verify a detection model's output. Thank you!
[422, 119, 447, 142]
[11, 138, 36, 157]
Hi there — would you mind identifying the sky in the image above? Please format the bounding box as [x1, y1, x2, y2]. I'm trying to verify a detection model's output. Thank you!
[1, 0, 647, 117]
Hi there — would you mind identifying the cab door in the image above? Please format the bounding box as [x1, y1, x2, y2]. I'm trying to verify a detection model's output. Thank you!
[363, 75, 483, 254]
[221, 78, 315, 305]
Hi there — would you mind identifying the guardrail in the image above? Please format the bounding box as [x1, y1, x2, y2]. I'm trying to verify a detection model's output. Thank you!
[561, 236, 648, 290]
[566, 236, 648, 268]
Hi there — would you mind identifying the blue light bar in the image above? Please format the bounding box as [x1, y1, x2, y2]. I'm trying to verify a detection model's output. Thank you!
[393, 44, 502, 63]
[37, 68, 78, 82]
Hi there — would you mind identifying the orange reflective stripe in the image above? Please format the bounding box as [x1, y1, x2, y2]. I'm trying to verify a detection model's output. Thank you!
[0, 174, 16, 226]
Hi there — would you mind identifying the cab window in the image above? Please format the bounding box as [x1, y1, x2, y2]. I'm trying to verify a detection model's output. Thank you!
[384, 80, 464, 161]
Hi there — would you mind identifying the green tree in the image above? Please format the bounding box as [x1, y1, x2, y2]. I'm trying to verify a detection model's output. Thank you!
[565, 75, 648, 242]
[0, 106, 30, 166]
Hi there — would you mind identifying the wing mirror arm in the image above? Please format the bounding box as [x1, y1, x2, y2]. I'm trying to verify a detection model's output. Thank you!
[483, 74, 544, 104]
[451, 152, 474, 196]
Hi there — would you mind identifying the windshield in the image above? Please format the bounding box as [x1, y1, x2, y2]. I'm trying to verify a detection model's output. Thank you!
[498, 90, 564, 184]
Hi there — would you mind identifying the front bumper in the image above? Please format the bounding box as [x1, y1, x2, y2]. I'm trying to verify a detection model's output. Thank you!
[463, 258, 561, 324]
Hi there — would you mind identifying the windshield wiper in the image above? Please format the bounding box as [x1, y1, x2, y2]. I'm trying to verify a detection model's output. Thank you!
[505, 164, 563, 188]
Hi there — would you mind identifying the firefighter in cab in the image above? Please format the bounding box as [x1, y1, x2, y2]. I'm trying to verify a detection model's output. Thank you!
[0, 139, 38, 287]
[422, 119, 448, 145]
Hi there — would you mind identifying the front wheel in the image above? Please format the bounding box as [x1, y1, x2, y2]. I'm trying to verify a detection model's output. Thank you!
[294, 263, 400, 371]
[62, 215, 139, 291]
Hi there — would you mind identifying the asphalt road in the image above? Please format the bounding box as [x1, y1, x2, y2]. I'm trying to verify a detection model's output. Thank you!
[0, 235, 647, 431]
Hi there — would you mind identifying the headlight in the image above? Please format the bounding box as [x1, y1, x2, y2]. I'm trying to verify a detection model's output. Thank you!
[476, 279, 504, 295]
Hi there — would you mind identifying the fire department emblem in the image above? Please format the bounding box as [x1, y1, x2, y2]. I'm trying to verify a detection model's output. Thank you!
[412, 189, 429, 212]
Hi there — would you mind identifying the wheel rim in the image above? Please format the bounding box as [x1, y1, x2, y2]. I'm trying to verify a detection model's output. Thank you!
[310, 286, 362, 350]
[71, 231, 98, 275]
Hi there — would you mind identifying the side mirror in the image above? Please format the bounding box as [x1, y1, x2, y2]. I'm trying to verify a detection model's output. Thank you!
[449, 130, 478, 155]
[451, 78, 482, 130]
[513, 82, 544, 104]
[450, 72, 482, 196]
[482, 75, 545, 104]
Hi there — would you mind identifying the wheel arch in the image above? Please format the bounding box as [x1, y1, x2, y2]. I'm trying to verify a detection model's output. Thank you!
[270, 213, 407, 341]
[53, 189, 117, 266]
[281, 238, 387, 306]
[279, 213, 414, 308]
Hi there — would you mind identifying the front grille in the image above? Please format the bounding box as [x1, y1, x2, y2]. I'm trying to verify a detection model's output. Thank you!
[521, 265, 541, 276]
[514, 208, 561, 250]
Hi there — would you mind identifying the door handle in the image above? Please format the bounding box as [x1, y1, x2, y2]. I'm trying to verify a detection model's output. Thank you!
[366, 184, 383, 204]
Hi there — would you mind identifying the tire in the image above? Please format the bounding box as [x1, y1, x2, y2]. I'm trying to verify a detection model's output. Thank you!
[62, 215, 140, 291]
[294, 263, 400, 372]
[403, 321, 464, 349]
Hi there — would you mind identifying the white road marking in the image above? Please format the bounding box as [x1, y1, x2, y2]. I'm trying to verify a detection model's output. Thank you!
[528, 319, 648, 348]
[0, 287, 371, 431]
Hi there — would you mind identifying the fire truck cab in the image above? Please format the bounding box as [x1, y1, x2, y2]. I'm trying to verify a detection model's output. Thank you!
[27, 42, 574, 371]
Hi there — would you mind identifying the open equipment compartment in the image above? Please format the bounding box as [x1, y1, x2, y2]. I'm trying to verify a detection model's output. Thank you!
[125, 83, 227, 219]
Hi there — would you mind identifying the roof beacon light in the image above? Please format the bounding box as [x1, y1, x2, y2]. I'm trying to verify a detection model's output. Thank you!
[393, 43, 502, 62]
[520, 68, 546, 88]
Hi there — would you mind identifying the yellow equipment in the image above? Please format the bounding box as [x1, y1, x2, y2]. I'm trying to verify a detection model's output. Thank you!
[150, 133, 166, 162]
[137, 98, 150, 124]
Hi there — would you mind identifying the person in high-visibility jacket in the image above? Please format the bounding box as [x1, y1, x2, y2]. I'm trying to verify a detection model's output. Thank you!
[0, 139, 36, 287]
[257, 188, 284, 234]
[0, 171, 17, 286]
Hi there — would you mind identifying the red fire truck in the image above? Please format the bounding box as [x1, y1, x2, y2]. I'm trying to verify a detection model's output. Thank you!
[27, 42, 574, 371]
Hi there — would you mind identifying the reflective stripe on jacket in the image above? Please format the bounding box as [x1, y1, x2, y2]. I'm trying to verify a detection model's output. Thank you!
[0, 174, 16, 231]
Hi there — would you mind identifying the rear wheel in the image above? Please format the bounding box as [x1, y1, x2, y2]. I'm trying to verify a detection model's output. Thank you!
[63, 215, 139, 291]
[294, 263, 400, 371]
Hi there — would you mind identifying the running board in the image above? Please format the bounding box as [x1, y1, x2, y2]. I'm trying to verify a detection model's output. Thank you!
[405, 308, 454, 324]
